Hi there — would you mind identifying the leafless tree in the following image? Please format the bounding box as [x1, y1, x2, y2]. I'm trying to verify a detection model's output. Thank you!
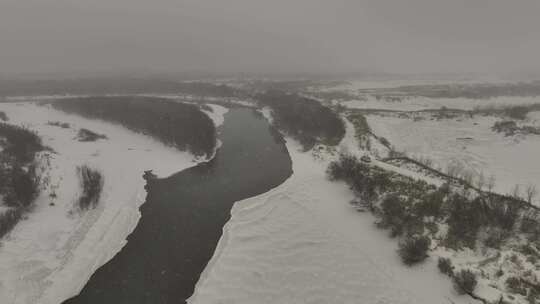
[475, 171, 485, 190]
[462, 170, 474, 185]
[446, 163, 462, 178]
[511, 184, 521, 200]
[525, 184, 538, 204]
[487, 175, 496, 193]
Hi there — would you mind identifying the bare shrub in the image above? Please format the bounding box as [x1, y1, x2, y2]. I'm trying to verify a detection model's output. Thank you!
[76, 128, 108, 142]
[505, 106, 530, 120]
[326, 153, 361, 182]
[47, 121, 70, 128]
[511, 184, 521, 200]
[437, 257, 454, 277]
[475, 171, 485, 191]
[487, 175, 496, 193]
[378, 194, 408, 237]
[526, 184, 538, 204]
[2, 164, 40, 209]
[453, 269, 477, 295]
[445, 194, 481, 249]
[398, 235, 431, 266]
[0, 111, 8, 122]
[484, 228, 509, 249]
[506, 277, 527, 296]
[76, 165, 104, 210]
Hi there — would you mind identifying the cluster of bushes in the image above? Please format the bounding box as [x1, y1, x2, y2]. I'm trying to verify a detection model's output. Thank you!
[473, 103, 540, 120]
[51, 96, 217, 157]
[257, 91, 345, 150]
[347, 112, 372, 150]
[0, 123, 45, 239]
[492, 120, 540, 137]
[76, 128, 108, 142]
[0, 111, 8, 122]
[76, 165, 104, 210]
[328, 154, 540, 258]
[47, 121, 70, 128]
[0, 123, 44, 163]
[0, 163, 41, 209]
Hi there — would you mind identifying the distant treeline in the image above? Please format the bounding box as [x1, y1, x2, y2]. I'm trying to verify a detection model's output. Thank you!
[257, 90, 345, 149]
[0, 78, 244, 98]
[50, 96, 216, 156]
[247, 79, 349, 93]
[360, 81, 540, 99]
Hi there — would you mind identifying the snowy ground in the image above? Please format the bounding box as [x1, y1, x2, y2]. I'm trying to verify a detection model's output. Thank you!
[0, 102, 226, 304]
[189, 129, 475, 304]
[366, 112, 540, 204]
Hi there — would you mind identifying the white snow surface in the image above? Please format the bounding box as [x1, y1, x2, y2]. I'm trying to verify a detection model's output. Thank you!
[366, 113, 540, 204]
[0, 102, 202, 304]
[189, 134, 474, 304]
[201, 104, 229, 127]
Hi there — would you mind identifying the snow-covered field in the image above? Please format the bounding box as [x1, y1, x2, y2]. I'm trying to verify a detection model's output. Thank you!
[189, 132, 473, 304]
[343, 95, 540, 111]
[0, 102, 225, 304]
[366, 112, 540, 204]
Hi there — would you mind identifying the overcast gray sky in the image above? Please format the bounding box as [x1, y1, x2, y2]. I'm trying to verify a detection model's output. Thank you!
[1, 0, 540, 77]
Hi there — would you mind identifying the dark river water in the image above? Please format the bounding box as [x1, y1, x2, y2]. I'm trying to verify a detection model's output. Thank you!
[64, 108, 292, 304]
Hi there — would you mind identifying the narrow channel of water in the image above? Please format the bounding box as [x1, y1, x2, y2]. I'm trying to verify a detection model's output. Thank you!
[64, 108, 292, 304]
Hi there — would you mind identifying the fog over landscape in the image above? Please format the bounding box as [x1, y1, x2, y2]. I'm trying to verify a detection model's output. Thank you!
[3, 2, 540, 304]
[1, 0, 540, 77]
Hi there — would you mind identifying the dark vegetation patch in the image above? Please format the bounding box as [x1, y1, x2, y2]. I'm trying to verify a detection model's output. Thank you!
[437, 257, 454, 276]
[492, 120, 540, 137]
[76, 165, 103, 211]
[0, 78, 245, 98]
[0, 111, 8, 122]
[0, 208, 24, 240]
[47, 121, 70, 128]
[0, 123, 44, 163]
[453, 269, 478, 295]
[347, 112, 372, 150]
[398, 235, 431, 265]
[0, 123, 44, 239]
[50, 96, 216, 156]
[76, 128, 108, 142]
[328, 154, 540, 249]
[347, 111, 392, 152]
[257, 91, 345, 150]
[473, 104, 540, 120]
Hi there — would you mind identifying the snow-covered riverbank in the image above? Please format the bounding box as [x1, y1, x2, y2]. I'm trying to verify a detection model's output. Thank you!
[0, 102, 226, 304]
[189, 130, 473, 304]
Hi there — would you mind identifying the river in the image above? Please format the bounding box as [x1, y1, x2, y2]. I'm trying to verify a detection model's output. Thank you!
[63, 108, 292, 304]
